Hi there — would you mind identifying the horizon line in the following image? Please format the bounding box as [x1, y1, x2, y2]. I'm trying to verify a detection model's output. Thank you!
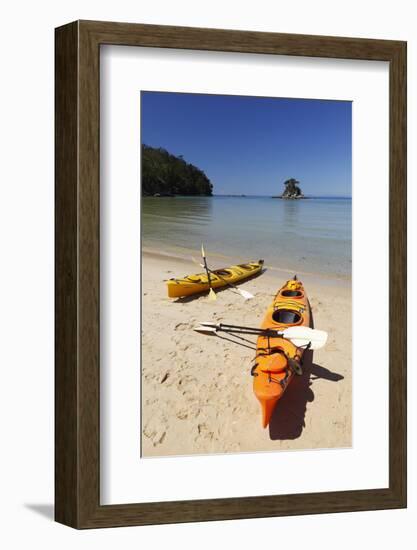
[213, 194, 352, 198]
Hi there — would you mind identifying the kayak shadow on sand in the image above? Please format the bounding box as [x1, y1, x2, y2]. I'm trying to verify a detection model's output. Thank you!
[268, 353, 344, 440]
[173, 267, 267, 304]
[268, 306, 344, 441]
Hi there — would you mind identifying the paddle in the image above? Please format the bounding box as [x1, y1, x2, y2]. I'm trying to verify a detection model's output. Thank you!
[194, 322, 328, 350]
[191, 257, 254, 300]
[201, 244, 217, 301]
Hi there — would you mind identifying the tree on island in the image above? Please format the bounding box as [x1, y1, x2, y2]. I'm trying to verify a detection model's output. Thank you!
[281, 178, 304, 199]
[141, 144, 213, 196]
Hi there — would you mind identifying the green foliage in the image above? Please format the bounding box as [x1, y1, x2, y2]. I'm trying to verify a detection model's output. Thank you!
[141, 144, 213, 196]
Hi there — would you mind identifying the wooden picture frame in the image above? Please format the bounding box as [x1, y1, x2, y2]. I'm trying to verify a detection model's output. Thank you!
[55, 20, 407, 529]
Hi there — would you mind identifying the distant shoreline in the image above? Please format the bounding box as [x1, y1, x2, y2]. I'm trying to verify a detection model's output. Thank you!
[143, 194, 352, 199]
[271, 196, 310, 199]
[212, 195, 352, 199]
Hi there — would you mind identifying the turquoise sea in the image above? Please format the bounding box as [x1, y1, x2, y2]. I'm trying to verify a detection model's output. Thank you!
[142, 196, 352, 279]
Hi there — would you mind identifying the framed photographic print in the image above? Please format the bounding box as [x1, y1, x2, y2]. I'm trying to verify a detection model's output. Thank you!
[55, 20, 406, 528]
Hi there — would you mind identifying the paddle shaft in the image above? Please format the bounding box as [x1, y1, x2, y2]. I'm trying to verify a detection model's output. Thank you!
[214, 322, 271, 333]
[201, 248, 213, 290]
[208, 324, 282, 338]
[195, 323, 327, 350]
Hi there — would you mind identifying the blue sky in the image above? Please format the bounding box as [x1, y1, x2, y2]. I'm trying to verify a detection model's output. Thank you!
[141, 91, 352, 197]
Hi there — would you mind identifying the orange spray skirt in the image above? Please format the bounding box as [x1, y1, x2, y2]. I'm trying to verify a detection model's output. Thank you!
[253, 278, 310, 428]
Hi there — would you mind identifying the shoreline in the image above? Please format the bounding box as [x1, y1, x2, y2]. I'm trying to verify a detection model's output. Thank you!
[141, 250, 352, 457]
[142, 245, 351, 288]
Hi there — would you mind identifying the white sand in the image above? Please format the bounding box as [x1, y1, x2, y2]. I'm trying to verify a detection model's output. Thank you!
[141, 251, 352, 457]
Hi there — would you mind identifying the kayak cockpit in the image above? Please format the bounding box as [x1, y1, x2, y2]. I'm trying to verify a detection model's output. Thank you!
[213, 269, 232, 277]
[280, 289, 303, 297]
[272, 309, 303, 325]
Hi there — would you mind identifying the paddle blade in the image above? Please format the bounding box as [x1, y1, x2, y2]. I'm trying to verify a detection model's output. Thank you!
[208, 288, 217, 301]
[282, 326, 328, 350]
[201, 243, 206, 259]
[194, 325, 217, 334]
[239, 289, 254, 300]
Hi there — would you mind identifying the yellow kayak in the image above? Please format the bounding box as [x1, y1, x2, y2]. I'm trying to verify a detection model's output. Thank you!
[167, 260, 264, 298]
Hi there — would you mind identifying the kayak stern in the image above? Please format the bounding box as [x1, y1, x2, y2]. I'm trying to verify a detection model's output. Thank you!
[259, 396, 280, 428]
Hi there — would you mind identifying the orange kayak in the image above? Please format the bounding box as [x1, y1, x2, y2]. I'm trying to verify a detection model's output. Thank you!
[252, 277, 310, 427]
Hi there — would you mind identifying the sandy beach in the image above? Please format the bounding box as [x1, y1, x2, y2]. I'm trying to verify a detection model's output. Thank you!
[141, 249, 352, 457]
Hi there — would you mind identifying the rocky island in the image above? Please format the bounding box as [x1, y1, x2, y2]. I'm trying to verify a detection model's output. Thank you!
[141, 144, 213, 197]
[272, 178, 306, 199]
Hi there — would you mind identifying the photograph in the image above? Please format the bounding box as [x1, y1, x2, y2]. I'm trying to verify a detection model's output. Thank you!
[141, 91, 352, 457]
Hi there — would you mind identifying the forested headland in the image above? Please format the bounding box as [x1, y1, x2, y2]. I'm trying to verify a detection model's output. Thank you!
[141, 145, 213, 196]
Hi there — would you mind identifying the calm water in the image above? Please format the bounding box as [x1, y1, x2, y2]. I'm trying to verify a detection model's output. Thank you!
[142, 196, 351, 279]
